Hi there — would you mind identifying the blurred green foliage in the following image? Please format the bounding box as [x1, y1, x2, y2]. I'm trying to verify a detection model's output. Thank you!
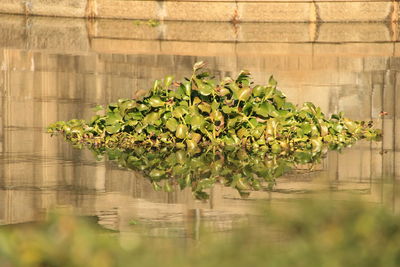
[1, 199, 400, 267]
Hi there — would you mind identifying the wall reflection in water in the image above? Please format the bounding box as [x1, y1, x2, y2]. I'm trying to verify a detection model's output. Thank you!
[0, 14, 398, 238]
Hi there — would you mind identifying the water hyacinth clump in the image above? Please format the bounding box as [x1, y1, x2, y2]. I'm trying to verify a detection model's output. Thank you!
[47, 62, 381, 154]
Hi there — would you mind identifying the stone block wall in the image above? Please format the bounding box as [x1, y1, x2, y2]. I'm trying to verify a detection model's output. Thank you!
[0, 0, 399, 22]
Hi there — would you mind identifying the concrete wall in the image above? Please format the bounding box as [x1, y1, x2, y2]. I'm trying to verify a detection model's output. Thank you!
[0, 15, 398, 58]
[0, 0, 399, 22]
[88, 19, 400, 58]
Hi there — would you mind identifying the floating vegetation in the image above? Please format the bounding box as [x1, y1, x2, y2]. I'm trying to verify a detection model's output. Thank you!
[47, 62, 382, 198]
[48, 62, 381, 155]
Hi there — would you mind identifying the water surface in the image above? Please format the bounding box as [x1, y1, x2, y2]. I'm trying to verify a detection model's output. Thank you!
[0, 15, 399, 237]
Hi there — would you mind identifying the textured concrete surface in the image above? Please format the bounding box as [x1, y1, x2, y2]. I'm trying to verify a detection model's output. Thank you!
[0, 0, 399, 22]
[88, 19, 398, 57]
[317, 1, 393, 22]
[163, 1, 236, 21]
[96, 0, 159, 20]
[0, 15, 397, 57]
[238, 2, 314, 22]
[0, 15, 90, 54]
[0, 0, 86, 17]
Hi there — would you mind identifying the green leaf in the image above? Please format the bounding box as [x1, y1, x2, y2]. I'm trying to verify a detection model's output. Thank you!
[273, 95, 285, 109]
[125, 111, 143, 121]
[105, 123, 122, 134]
[227, 117, 240, 128]
[152, 79, 161, 91]
[268, 75, 277, 87]
[119, 100, 137, 115]
[198, 103, 211, 114]
[343, 119, 359, 133]
[332, 124, 343, 133]
[311, 138, 322, 153]
[163, 75, 174, 88]
[163, 181, 172, 193]
[105, 113, 122, 125]
[222, 136, 236, 146]
[264, 87, 276, 99]
[152, 182, 162, 191]
[252, 85, 266, 97]
[166, 118, 179, 132]
[197, 178, 215, 190]
[320, 123, 329, 136]
[222, 105, 234, 114]
[189, 132, 202, 143]
[89, 115, 100, 125]
[303, 102, 317, 114]
[302, 124, 312, 135]
[218, 88, 231, 96]
[137, 104, 149, 111]
[190, 115, 205, 130]
[148, 96, 165, 107]
[106, 103, 118, 112]
[186, 139, 199, 152]
[210, 110, 224, 122]
[252, 126, 266, 139]
[176, 124, 188, 139]
[237, 128, 249, 139]
[172, 106, 188, 118]
[211, 100, 219, 111]
[255, 102, 276, 118]
[229, 83, 240, 100]
[294, 151, 313, 163]
[149, 169, 166, 180]
[271, 143, 281, 154]
[183, 81, 191, 96]
[236, 70, 251, 85]
[238, 87, 252, 102]
[198, 83, 213, 96]
[236, 177, 250, 190]
[143, 112, 160, 125]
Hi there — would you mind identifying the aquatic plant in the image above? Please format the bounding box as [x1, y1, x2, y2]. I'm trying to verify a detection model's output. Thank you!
[47, 62, 381, 154]
[47, 62, 382, 199]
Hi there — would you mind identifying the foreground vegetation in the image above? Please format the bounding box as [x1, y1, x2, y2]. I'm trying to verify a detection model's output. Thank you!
[1, 199, 399, 267]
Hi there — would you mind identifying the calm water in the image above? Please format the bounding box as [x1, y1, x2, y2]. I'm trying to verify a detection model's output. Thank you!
[0, 14, 399, 237]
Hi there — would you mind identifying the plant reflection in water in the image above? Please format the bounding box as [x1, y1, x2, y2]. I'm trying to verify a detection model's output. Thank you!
[88, 146, 336, 199]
